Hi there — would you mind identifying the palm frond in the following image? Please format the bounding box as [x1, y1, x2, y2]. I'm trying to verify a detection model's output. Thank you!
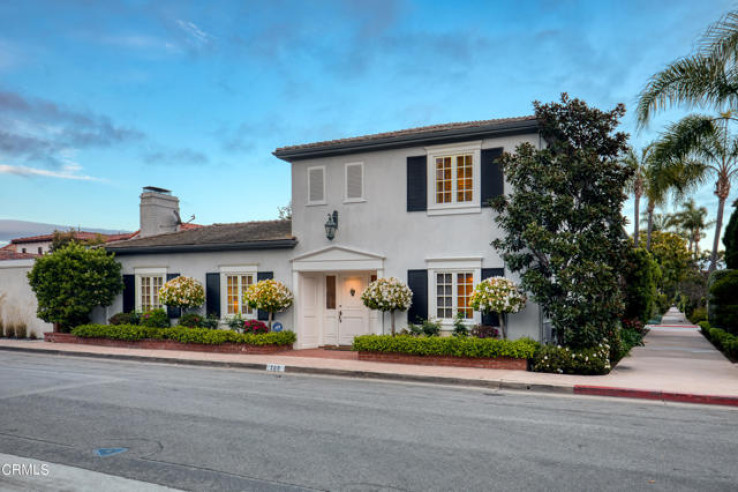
[700, 11, 738, 63]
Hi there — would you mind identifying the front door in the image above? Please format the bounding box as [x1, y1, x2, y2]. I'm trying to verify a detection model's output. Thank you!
[337, 274, 370, 346]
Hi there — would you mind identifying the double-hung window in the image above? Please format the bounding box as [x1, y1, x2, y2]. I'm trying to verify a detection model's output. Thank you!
[435, 271, 474, 320]
[135, 268, 166, 312]
[220, 266, 257, 318]
[426, 142, 481, 214]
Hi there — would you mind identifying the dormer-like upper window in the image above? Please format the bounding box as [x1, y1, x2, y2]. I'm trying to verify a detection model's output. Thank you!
[425, 142, 482, 215]
[307, 166, 326, 205]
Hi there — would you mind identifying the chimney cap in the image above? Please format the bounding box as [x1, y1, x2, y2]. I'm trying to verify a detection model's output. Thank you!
[142, 186, 171, 195]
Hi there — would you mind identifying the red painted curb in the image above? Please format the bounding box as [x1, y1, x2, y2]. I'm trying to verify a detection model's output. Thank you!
[574, 385, 738, 407]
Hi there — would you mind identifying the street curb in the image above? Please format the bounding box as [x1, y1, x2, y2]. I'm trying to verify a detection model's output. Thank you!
[0, 345, 572, 395]
[574, 385, 738, 407]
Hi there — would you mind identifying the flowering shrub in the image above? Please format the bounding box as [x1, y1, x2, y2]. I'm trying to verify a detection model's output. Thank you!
[141, 309, 169, 328]
[243, 280, 293, 328]
[469, 277, 526, 339]
[159, 276, 205, 309]
[531, 344, 612, 375]
[243, 319, 269, 334]
[361, 277, 413, 335]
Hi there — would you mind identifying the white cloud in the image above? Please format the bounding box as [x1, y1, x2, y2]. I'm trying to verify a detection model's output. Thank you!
[175, 19, 213, 46]
[0, 162, 102, 181]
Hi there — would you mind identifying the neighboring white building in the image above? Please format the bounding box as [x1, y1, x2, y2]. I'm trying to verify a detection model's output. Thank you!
[105, 116, 548, 348]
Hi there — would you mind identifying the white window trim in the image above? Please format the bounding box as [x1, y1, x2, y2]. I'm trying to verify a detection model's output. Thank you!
[426, 141, 482, 215]
[307, 165, 327, 206]
[428, 267, 481, 327]
[344, 161, 365, 203]
[220, 265, 258, 319]
[134, 267, 167, 312]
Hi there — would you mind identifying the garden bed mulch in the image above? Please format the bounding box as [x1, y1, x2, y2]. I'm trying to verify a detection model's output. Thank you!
[357, 351, 527, 370]
[44, 332, 292, 354]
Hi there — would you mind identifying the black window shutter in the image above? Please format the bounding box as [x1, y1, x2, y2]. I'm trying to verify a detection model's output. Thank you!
[206, 273, 221, 318]
[481, 268, 505, 326]
[406, 155, 427, 212]
[480, 148, 504, 207]
[256, 271, 274, 321]
[122, 274, 135, 313]
[166, 273, 181, 318]
[407, 269, 428, 323]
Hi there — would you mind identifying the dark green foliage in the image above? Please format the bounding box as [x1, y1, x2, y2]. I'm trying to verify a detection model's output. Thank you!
[689, 307, 708, 324]
[623, 248, 661, 323]
[71, 324, 297, 346]
[531, 344, 612, 375]
[724, 204, 738, 269]
[27, 243, 123, 332]
[470, 325, 500, 338]
[421, 319, 441, 337]
[108, 312, 141, 326]
[352, 334, 539, 359]
[140, 309, 169, 328]
[491, 94, 631, 348]
[178, 313, 206, 328]
[452, 312, 469, 337]
[708, 270, 738, 333]
[617, 327, 646, 361]
[699, 321, 738, 360]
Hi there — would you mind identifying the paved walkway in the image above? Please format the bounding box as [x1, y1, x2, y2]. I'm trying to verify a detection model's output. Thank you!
[0, 308, 736, 406]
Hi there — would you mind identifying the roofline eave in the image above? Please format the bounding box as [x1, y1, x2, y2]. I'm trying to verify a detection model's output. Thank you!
[106, 238, 298, 256]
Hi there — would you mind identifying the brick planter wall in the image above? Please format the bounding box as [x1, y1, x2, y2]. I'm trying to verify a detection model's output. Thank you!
[44, 332, 292, 354]
[357, 351, 527, 370]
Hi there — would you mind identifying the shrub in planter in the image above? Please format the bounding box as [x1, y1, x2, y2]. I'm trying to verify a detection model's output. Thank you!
[470, 324, 500, 339]
[361, 277, 412, 336]
[532, 344, 612, 375]
[242, 319, 269, 334]
[109, 312, 141, 326]
[159, 276, 206, 314]
[178, 313, 206, 328]
[469, 277, 526, 339]
[141, 309, 169, 328]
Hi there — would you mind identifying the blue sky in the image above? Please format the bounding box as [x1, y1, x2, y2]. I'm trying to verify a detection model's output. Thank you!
[0, 0, 735, 248]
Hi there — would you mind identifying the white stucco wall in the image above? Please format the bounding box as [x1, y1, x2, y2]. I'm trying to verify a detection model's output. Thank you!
[289, 132, 544, 340]
[0, 259, 53, 337]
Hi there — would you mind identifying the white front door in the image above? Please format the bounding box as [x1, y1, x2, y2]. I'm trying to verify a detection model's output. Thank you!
[337, 274, 370, 346]
[299, 273, 321, 348]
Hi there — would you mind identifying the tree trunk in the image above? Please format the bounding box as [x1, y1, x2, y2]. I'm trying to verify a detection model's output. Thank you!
[646, 199, 655, 251]
[633, 192, 641, 248]
[499, 313, 507, 340]
[710, 176, 731, 272]
[268, 311, 273, 330]
[390, 310, 396, 336]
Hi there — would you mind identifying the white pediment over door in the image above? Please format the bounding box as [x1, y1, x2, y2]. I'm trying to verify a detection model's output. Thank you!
[292, 245, 385, 272]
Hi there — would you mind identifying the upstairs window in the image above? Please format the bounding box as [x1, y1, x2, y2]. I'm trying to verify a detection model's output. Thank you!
[435, 154, 473, 204]
[308, 166, 325, 205]
[426, 142, 481, 214]
[345, 162, 364, 202]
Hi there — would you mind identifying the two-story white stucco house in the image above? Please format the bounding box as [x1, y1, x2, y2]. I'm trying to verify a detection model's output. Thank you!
[104, 116, 547, 348]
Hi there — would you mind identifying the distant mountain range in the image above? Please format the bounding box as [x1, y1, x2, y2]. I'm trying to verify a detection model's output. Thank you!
[0, 220, 132, 244]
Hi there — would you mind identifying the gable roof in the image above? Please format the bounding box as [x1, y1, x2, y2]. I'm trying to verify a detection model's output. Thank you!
[11, 230, 136, 244]
[106, 220, 296, 255]
[0, 249, 39, 260]
[273, 116, 538, 161]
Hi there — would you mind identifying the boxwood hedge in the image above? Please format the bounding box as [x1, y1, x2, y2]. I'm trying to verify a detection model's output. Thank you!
[71, 324, 296, 346]
[699, 321, 738, 360]
[352, 334, 539, 359]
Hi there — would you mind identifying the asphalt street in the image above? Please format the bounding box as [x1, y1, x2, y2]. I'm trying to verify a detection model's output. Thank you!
[0, 352, 736, 492]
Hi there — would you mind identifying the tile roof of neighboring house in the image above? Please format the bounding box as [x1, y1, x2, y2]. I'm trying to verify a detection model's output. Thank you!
[106, 220, 296, 255]
[0, 249, 39, 260]
[273, 115, 538, 161]
[10, 231, 137, 244]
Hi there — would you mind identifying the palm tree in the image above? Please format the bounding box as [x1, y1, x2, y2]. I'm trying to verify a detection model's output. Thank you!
[623, 146, 654, 247]
[652, 113, 738, 271]
[672, 198, 715, 257]
[642, 161, 677, 250]
[637, 11, 738, 124]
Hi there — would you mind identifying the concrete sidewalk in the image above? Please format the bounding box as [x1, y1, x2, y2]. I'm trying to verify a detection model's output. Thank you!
[1, 309, 736, 407]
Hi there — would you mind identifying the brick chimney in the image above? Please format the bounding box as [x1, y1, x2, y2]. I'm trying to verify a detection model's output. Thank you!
[139, 186, 180, 238]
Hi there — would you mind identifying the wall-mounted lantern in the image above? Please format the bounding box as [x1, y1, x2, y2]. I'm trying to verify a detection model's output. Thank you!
[325, 210, 338, 240]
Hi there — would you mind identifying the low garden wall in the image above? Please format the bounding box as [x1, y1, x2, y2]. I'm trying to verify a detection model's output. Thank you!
[353, 335, 538, 371]
[45, 324, 296, 354]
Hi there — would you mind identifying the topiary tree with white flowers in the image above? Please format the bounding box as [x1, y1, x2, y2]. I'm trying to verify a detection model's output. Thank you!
[159, 276, 205, 315]
[361, 277, 413, 336]
[469, 277, 526, 340]
[243, 279, 294, 329]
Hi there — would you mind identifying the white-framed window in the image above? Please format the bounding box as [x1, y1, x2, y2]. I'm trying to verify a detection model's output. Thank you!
[344, 162, 364, 202]
[307, 166, 326, 205]
[426, 142, 481, 215]
[434, 271, 475, 321]
[220, 266, 257, 318]
[134, 267, 166, 312]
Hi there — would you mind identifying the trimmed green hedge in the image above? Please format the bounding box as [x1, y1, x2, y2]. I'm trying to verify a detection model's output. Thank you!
[699, 321, 738, 360]
[71, 324, 297, 346]
[531, 344, 612, 375]
[352, 335, 539, 359]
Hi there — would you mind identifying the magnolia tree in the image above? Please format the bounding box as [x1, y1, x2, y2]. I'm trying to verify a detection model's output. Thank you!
[361, 277, 413, 336]
[469, 277, 527, 340]
[159, 276, 205, 315]
[243, 279, 294, 329]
